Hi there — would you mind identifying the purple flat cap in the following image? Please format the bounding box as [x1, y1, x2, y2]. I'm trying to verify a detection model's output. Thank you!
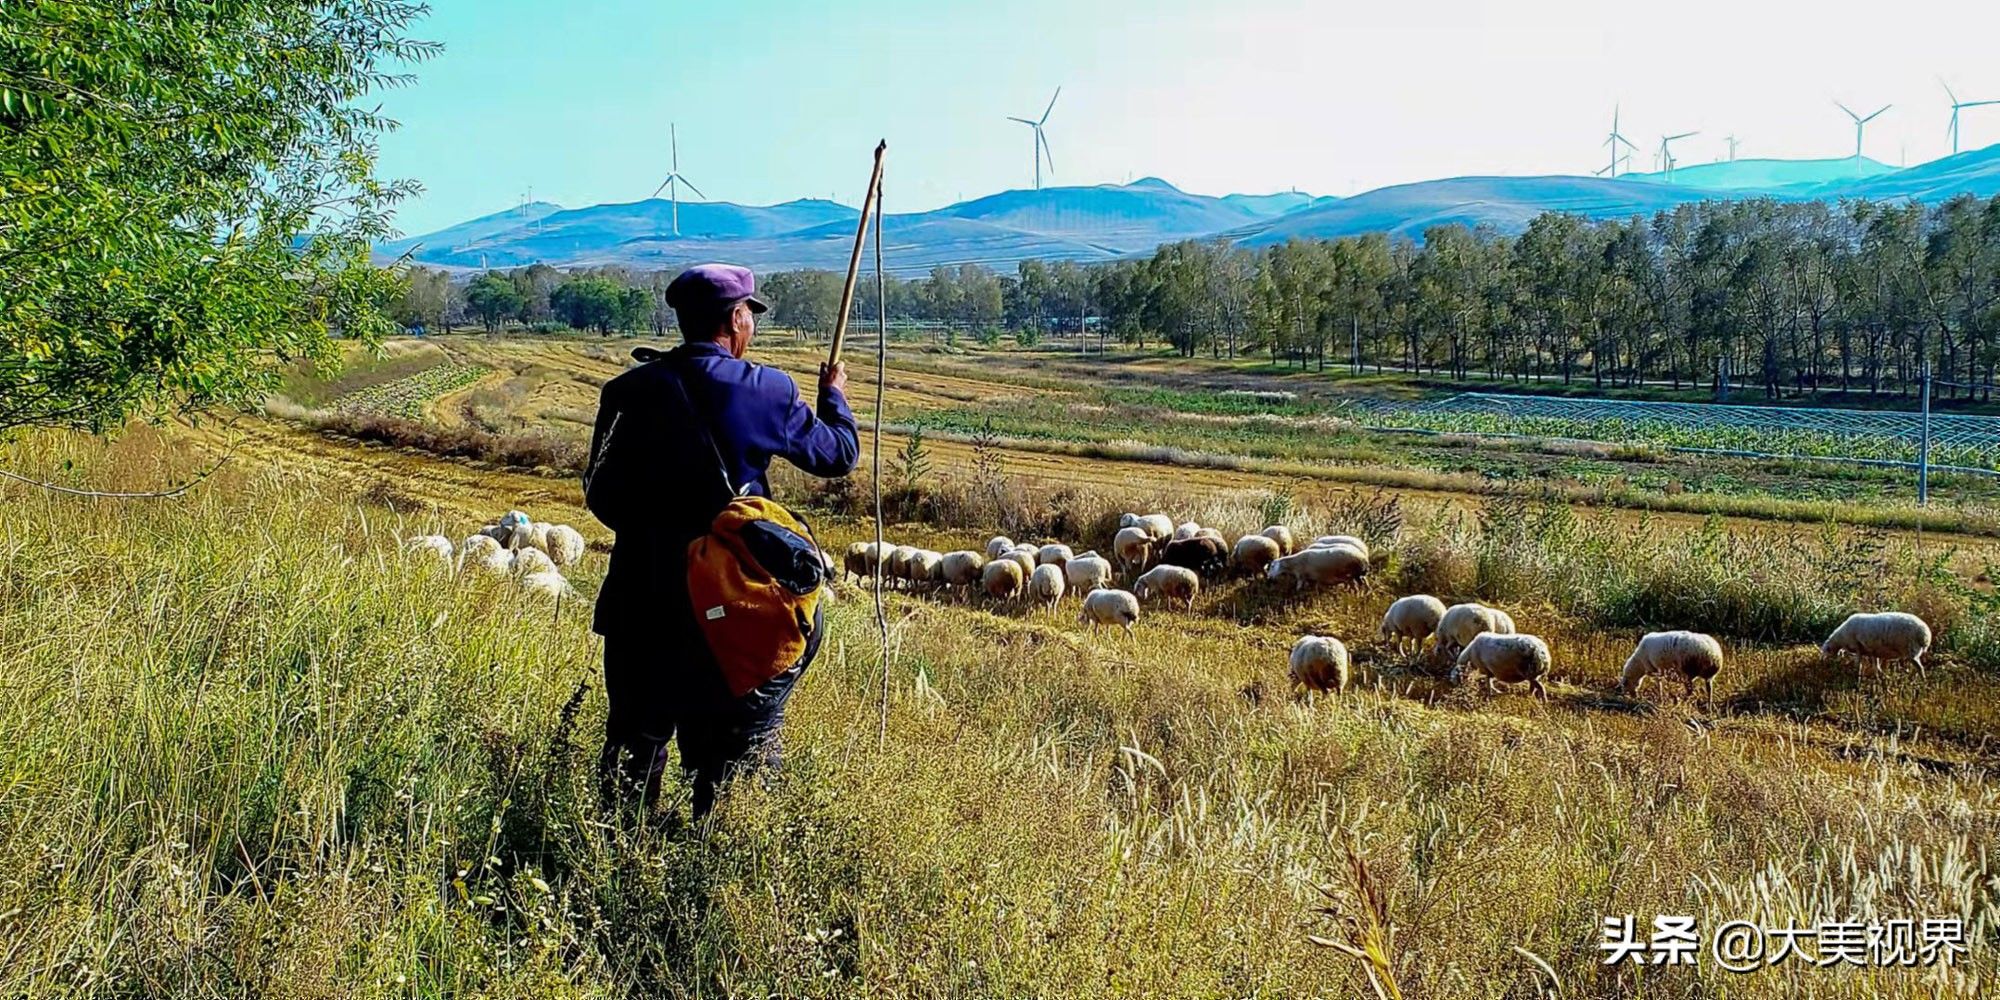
[665, 263, 768, 315]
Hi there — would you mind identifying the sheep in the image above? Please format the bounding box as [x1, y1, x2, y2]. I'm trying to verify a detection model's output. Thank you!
[940, 550, 987, 589]
[1264, 545, 1367, 592]
[1159, 535, 1229, 579]
[909, 550, 945, 589]
[843, 541, 878, 583]
[1620, 630, 1725, 700]
[985, 535, 1016, 560]
[1172, 520, 1203, 542]
[1231, 534, 1283, 577]
[1027, 563, 1066, 611]
[1289, 635, 1351, 694]
[519, 569, 575, 600]
[1453, 632, 1551, 697]
[1309, 534, 1371, 562]
[544, 524, 586, 567]
[1036, 543, 1075, 570]
[1431, 602, 1515, 663]
[1260, 524, 1298, 555]
[981, 558, 1025, 600]
[886, 545, 921, 587]
[460, 534, 513, 577]
[517, 521, 554, 553]
[1064, 554, 1113, 595]
[1121, 512, 1174, 542]
[1132, 564, 1200, 612]
[1004, 546, 1038, 577]
[1077, 588, 1140, 636]
[406, 535, 455, 569]
[1378, 594, 1447, 655]
[1113, 526, 1154, 572]
[498, 509, 533, 547]
[475, 524, 512, 545]
[512, 546, 557, 577]
[1821, 611, 1933, 677]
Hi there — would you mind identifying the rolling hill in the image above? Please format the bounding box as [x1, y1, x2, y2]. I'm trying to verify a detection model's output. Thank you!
[1225, 174, 1715, 245]
[1621, 156, 1893, 190]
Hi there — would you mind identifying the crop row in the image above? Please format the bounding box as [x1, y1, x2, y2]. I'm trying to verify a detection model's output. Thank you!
[332, 362, 491, 419]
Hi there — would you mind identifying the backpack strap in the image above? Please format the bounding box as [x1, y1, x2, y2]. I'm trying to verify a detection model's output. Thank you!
[660, 349, 744, 505]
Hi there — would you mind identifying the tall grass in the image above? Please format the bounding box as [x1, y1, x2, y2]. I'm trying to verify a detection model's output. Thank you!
[2, 428, 1995, 997]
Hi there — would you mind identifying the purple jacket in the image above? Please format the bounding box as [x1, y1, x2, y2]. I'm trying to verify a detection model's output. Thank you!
[587, 341, 858, 634]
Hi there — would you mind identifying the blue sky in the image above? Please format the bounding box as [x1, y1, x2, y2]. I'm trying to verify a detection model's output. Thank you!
[376, 0, 2000, 235]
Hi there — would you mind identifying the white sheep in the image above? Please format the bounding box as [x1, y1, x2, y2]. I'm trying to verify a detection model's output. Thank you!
[1064, 554, 1113, 595]
[1620, 630, 1725, 700]
[940, 550, 987, 588]
[460, 534, 513, 577]
[1431, 602, 1515, 662]
[519, 569, 575, 600]
[1264, 545, 1368, 592]
[909, 550, 945, 589]
[1260, 524, 1297, 555]
[886, 545, 921, 587]
[512, 546, 557, 577]
[1453, 632, 1551, 697]
[1077, 588, 1140, 636]
[544, 524, 586, 567]
[518, 521, 554, 553]
[1173, 520, 1202, 542]
[1132, 564, 1200, 612]
[1308, 534, 1371, 562]
[1113, 526, 1154, 572]
[1120, 513, 1174, 542]
[985, 535, 1016, 560]
[498, 510, 532, 547]
[1231, 534, 1282, 576]
[981, 559, 1025, 600]
[1027, 563, 1066, 611]
[843, 541, 878, 583]
[1821, 611, 1933, 677]
[1289, 635, 1351, 694]
[1036, 543, 1075, 569]
[406, 535, 455, 570]
[1004, 546, 1037, 577]
[1378, 594, 1447, 655]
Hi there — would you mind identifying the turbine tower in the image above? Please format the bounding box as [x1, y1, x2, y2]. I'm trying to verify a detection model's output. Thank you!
[649, 123, 707, 237]
[1836, 101, 1890, 163]
[1602, 105, 1638, 177]
[1725, 135, 1743, 161]
[1008, 87, 1061, 190]
[1656, 131, 1698, 183]
[1943, 80, 2000, 156]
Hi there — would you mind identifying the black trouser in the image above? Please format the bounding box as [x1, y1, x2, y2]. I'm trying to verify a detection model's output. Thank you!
[597, 603, 821, 817]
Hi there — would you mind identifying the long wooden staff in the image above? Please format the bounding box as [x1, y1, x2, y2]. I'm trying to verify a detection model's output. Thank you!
[827, 140, 887, 365]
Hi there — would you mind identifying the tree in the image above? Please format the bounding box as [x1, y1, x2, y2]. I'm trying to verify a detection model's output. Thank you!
[550, 277, 625, 334]
[0, 2, 433, 435]
[466, 272, 527, 332]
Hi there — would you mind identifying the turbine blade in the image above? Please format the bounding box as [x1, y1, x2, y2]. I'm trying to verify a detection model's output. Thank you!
[1836, 100, 1858, 121]
[1039, 130, 1054, 172]
[1943, 78, 1959, 105]
[1040, 86, 1061, 124]
[1618, 135, 1639, 151]
[1008, 116, 1037, 125]
[1863, 105, 1890, 123]
[678, 176, 707, 200]
[651, 179, 671, 199]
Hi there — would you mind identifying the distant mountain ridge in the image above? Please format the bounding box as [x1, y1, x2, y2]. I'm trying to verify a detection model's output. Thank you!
[383, 143, 2000, 275]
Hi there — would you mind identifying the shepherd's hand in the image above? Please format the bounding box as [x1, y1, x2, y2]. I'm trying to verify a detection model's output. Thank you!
[819, 361, 848, 397]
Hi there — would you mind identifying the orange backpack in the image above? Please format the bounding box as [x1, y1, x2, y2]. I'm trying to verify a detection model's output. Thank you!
[686, 495, 827, 697]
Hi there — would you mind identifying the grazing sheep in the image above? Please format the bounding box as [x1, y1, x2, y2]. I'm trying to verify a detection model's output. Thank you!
[1378, 594, 1447, 655]
[1453, 632, 1551, 697]
[1132, 564, 1201, 612]
[475, 524, 512, 545]
[1231, 534, 1283, 576]
[519, 569, 575, 600]
[1027, 563, 1066, 611]
[460, 534, 513, 577]
[1036, 543, 1075, 569]
[1289, 635, 1351, 694]
[1159, 535, 1229, 579]
[544, 524, 586, 567]
[1004, 546, 1038, 577]
[1431, 602, 1515, 662]
[512, 546, 557, 577]
[981, 558, 1025, 600]
[1077, 588, 1141, 636]
[1309, 535, 1371, 561]
[1113, 526, 1154, 572]
[1264, 545, 1368, 592]
[1620, 630, 1725, 700]
[909, 550, 945, 589]
[1173, 520, 1202, 542]
[1260, 524, 1298, 555]
[1821, 611, 1933, 677]
[986, 535, 1016, 560]
[886, 545, 921, 587]
[406, 535, 455, 569]
[940, 550, 987, 588]
[1064, 554, 1113, 595]
[843, 541, 878, 583]
[498, 510, 533, 547]
[517, 521, 553, 553]
[1121, 512, 1175, 542]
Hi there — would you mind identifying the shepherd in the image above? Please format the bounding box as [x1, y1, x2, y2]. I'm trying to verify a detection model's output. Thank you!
[584, 263, 859, 816]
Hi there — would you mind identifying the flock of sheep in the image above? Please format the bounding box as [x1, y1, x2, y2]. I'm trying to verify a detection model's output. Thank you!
[840, 510, 1937, 704]
[403, 510, 586, 599]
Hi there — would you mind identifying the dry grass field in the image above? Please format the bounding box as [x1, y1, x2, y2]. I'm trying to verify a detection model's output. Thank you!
[4, 334, 1997, 997]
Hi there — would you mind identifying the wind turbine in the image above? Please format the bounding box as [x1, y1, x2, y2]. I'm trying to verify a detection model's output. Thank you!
[1602, 105, 1638, 177]
[1008, 87, 1061, 190]
[1656, 131, 1698, 182]
[649, 123, 707, 237]
[1724, 135, 1743, 161]
[1836, 101, 1890, 163]
[1943, 80, 2000, 155]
